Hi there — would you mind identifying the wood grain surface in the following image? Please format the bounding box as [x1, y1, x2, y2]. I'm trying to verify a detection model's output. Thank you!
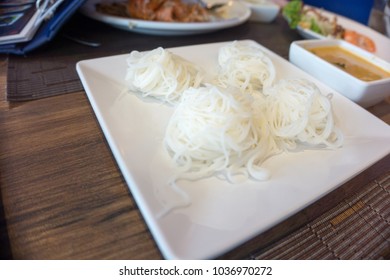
[0, 14, 389, 260]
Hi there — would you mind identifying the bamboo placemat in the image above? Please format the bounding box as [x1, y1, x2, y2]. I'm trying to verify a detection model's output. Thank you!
[6, 54, 84, 101]
[249, 171, 390, 260]
[5, 14, 122, 101]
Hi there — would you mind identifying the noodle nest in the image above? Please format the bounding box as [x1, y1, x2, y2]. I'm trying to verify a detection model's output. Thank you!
[125, 41, 344, 183]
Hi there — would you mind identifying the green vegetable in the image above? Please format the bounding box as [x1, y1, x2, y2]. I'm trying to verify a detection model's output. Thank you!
[310, 18, 322, 34]
[282, 0, 303, 29]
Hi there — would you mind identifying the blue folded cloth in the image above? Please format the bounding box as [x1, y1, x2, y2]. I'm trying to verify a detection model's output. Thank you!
[0, 0, 86, 55]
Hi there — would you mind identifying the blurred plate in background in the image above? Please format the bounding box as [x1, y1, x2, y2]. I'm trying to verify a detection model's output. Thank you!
[80, 0, 251, 35]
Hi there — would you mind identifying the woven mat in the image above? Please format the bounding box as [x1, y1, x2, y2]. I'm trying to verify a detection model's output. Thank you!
[7, 54, 84, 101]
[5, 14, 110, 102]
[249, 171, 390, 260]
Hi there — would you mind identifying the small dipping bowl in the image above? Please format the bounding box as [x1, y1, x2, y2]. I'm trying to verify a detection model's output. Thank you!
[242, 0, 280, 23]
[289, 39, 390, 108]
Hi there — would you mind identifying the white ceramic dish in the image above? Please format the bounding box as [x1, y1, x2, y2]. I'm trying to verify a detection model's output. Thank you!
[296, 6, 390, 62]
[76, 40, 390, 259]
[242, 0, 280, 23]
[80, 0, 251, 35]
[289, 39, 390, 108]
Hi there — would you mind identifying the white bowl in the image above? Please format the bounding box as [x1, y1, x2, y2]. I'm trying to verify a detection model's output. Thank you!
[289, 39, 390, 108]
[242, 0, 280, 23]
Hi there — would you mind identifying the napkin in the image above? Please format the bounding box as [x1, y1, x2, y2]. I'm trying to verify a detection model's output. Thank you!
[0, 0, 86, 55]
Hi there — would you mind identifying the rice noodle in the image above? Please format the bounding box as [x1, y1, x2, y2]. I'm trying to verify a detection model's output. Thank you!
[164, 79, 343, 183]
[217, 41, 276, 95]
[164, 84, 272, 182]
[125, 47, 204, 105]
[261, 78, 343, 150]
[125, 42, 343, 184]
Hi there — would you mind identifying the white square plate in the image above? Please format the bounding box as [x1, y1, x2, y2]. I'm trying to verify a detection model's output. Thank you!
[76, 40, 390, 259]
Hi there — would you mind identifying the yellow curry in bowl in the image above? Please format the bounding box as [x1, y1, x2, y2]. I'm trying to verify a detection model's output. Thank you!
[309, 46, 390, 82]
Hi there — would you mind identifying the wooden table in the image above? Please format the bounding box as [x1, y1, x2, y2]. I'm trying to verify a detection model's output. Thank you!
[0, 13, 389, 260]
